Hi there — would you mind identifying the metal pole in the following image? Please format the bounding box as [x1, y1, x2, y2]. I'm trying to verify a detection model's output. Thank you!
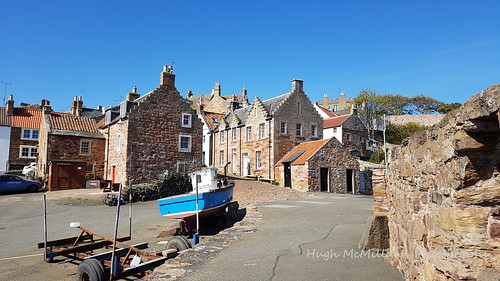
[43, 194, 48, 261]
[110, 184, 123, 280]
[193, 178, 200, 246]
[128, 188, 132, 238]
[383, 114, 387, 168]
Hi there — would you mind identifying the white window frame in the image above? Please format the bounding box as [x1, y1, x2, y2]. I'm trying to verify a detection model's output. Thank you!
[21, 128, 39, 140]
[116, 134, 122, 152]
[259, 123, 265, 139]
[280, 122, 287, 135]
[80, 140, 91, 155]
[182, 113, 192, 128]
[246, 126, 252, 141]
[311, 124, 318, 137]
[296, 123, 302, 136]
[256, 151, 262, 169]
[179, 135, 192, 152]
[19, 145, 37, 158]
[220, 130, 225, 144]
[231, 128, 237, 142]
[220, 150, 225, 166]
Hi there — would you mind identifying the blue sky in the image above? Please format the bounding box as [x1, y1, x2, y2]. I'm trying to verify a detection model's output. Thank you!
[1, 0, 499, 112]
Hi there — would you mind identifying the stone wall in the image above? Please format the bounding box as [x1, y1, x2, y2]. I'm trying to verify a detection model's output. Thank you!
[372, 169, 389, 216]
[386, 114, 445, 127]
[385, 85, 500, 280]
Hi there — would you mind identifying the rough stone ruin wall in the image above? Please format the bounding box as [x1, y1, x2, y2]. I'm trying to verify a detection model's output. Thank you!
[385, 85, 500, 280]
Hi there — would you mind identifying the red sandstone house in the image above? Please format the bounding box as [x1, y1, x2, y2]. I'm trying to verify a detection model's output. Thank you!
[275, 138, 359, 193]
[37, 104, 105, 190]
[212, 79, 324, 181]
[100, 66, 203, 185]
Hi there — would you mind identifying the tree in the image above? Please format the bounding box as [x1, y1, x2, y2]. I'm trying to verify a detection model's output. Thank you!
[355, 89, 382, 139]
[438, 102, 462, 113]
[385, 122, 429, 144]
[408, 95, 444, 114]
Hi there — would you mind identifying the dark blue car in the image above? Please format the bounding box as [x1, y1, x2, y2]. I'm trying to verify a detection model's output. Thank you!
[0, 174, 41, 193]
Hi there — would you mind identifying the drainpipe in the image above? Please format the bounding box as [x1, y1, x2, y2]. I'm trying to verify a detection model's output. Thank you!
[104, 126, 110, 181]
[268, 118, 272, 179]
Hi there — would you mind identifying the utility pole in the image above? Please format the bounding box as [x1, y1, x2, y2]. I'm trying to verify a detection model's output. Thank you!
[1, 82, 12, 105]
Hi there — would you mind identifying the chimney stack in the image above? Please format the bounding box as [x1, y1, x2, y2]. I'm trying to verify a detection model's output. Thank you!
[160, 65, 175, 87]
[126, 86, 140, 102]
[291, 79, 304, 93]
[70, 96, 83, 116]
[211, 82, 221, 96]
[6, 95, 14, 116]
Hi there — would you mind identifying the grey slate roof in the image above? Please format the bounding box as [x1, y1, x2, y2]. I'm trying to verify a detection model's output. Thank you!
[221, 92, 291, 127]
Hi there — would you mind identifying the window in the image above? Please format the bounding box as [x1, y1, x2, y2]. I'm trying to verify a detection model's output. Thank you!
[220, 150, 225, 166]
[220, 130, 225, 144]
[232, 149, 237, 173]
[246, 126, 252, 141]
[86, 165, 94, 173]
[177, 161, 189, 174]
[182, 113, 192, 128]
[20, 146, 37, 158]
[297, 102, 302, 115]
[116, 134, 122, 152]
[296, 123, 302, 136]
[280, 122, 287, 135]
[333, 105, 338, 112]
[259, 123, 265, 139]
[21, 129, 39, 140]
[211, 117, 218, 124]
[80, 141, 91, 155]
[256, 151, 262, 169]
[311, 125, 317, 137]
[179, 135, 192, 152]
[346, 134, 351, 141]
[203, 135, 206, 144]
[231, 128, 237, 141]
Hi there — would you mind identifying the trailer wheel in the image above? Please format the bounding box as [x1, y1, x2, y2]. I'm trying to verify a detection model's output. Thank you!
[77, 258, 105, 281]
[167, 236, 191, 252]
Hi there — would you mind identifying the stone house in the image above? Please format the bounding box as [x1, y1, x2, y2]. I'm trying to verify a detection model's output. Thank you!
[275, 138, 359, 192]
[212, 79, 323, 180]
[37, 103, 106, 184]
[101, 66, 203, 185]
[3, 96, 43, 171]
[316, 92, 355, 112]
[323, 108, 368, 156]
[189, 82, 250, 167]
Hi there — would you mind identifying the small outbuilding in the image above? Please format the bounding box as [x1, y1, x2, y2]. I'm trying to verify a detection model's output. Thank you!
[275, 138, 359, 193]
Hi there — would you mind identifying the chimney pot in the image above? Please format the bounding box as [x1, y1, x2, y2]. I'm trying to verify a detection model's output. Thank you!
[160, 65, 176, 87]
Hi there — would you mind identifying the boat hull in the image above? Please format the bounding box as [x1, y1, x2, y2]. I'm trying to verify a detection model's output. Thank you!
[157, 185, 234, 219]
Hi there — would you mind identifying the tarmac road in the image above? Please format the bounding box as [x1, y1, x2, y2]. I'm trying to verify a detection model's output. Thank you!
[177, 194, 403, 281]
[0, 189, 178, 281]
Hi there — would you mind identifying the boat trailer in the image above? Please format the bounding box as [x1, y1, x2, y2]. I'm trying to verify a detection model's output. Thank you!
[38, 223, 190, 281]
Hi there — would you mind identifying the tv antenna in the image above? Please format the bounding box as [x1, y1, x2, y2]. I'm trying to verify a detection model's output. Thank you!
[1, 82, 12, 105]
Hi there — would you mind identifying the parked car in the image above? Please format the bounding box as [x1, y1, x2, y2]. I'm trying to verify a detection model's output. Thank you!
[22, 162, 37, 176]
[0, 174, 41, 193]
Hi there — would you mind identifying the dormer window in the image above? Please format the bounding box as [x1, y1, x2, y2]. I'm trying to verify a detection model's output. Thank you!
[182, 113, 192, 128]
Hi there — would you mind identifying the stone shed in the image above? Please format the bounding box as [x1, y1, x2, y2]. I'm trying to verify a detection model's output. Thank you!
[275, 138, 359, 193]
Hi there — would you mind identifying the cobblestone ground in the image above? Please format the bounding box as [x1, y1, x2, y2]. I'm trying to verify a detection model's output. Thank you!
[231, 178, 308, 207]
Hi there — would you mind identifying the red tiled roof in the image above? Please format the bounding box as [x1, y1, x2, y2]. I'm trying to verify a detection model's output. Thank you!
[222, 94, 244, 102]
[323, 114, 350, 129]
[50, 114, 100, 133]
[277, 139, 330, 166]
[95, 117, 105, 128]
[202, 112, 226, 130]
[317, 104, 337, 118]
[11, 108, 43, 129]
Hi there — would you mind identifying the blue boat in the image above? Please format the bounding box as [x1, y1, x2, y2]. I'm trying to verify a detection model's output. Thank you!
[157, 168, 234, 219]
